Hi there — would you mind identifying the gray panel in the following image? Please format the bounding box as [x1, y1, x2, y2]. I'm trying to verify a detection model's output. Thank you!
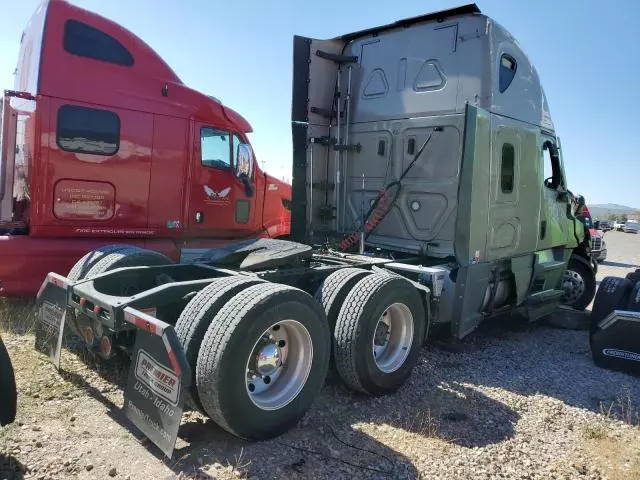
[342, 21, 476, 123]
[339, 115, 464, 257]
[487, 20, 555, 132]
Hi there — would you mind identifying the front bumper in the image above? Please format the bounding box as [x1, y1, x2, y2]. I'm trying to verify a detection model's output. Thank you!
[592, 248, 607, 262]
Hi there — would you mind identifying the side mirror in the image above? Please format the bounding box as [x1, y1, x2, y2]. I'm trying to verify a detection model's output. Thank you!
[234, 144, 254, 179]
[234, 144, 255, 197]
[556, 189, 570, 202]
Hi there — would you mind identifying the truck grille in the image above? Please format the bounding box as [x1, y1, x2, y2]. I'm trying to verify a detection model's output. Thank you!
[591, 236, 602, 251]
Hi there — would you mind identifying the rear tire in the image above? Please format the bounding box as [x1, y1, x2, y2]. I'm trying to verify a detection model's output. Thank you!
[83, 247, 171, 281]
[196, 283, 330, 440]
[0, 336, 17, 426]
[314, 268, 372, 380]
[175, 275, 265, 412]
[314, 268, 372, 331]
[562, 256, 596, 311]
[334, 273, 426, 395]
[625, 269, 640, 285]
[590, 276, 634, 335]
[627, 281, 640, 312]
[67, 244, 133, 281]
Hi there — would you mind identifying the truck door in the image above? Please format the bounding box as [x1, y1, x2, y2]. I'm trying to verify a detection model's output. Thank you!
[187, 124, 256, 237]
[536, 134, 569, 251]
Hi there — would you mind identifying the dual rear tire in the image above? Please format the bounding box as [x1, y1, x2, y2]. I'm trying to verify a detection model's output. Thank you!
[183, 270, 426, 439]
[187, 282, 330, 439]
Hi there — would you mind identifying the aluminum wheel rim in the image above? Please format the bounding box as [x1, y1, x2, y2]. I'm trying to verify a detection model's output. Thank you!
[563, 269, 585, 305]
[372, 302, 414, 373]
[245, 320, 313, 411]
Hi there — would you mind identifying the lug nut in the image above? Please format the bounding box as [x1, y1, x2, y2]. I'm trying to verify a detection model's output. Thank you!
[272, 324, 280, 331]
[263, 376, 271, 384]
[248, 383, 255, 392]
[278, 340, 286, 348]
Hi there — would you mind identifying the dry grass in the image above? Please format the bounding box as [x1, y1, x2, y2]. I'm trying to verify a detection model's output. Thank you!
[0, 299, 38, 335]
[586, 433, 640, 480]
[583, 388, 640, 480]
[598, 386, 640, 426]
[403, 409, 442, 439]
[583, 421, 608, 440]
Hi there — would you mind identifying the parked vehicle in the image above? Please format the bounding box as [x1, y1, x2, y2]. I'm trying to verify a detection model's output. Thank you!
[0, 0, 291, 298]
[0, 335, 17, 427]
[34, 2, 596, 455]
[580, 207, 607, 264]
[613, 220, 626, 231]
[597, 220, 613, 232]
[623, 221, 640, 233]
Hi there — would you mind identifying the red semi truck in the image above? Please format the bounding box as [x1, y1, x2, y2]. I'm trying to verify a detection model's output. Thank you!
[0, 0, 291, 297]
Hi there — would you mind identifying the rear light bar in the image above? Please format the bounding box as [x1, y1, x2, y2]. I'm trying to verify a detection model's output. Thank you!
[36, 273, 68, 300]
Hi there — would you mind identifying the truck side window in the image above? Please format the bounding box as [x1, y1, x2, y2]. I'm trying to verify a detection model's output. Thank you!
[500, 143, 515, 193]
[57, 105, 120, 155]
[63, 20, 134, 67]
[542, 140, 563, 189]
[499, 54, 517, 93]
[201, 128, 230, 169]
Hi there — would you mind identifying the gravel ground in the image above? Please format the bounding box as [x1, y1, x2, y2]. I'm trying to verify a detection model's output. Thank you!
[1, 231, 639, 480]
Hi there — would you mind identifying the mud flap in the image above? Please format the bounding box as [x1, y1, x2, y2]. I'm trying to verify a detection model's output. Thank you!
[122, 308, 191, 459]
[590, 310, 640, 375]
[34, 273, 69, 370]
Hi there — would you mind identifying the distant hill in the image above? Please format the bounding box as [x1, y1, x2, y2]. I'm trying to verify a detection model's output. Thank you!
[588, 203, 640, 220]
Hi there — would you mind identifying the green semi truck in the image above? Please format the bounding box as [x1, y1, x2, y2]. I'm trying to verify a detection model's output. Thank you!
[33, 3, 597, 456]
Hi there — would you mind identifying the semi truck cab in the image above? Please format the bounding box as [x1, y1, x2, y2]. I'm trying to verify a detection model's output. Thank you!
[0, 0, 291, 296]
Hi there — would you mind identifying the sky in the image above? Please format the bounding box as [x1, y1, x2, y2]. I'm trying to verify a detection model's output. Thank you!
[0, 0, 638, 207]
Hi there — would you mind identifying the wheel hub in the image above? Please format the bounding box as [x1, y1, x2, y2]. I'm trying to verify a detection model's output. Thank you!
[372, 303, 414, 373]
[373, 315, 390, 347]
[563, 269, 585, 304]
[255, 343, 282, 376]
[245, 320, 313, 411]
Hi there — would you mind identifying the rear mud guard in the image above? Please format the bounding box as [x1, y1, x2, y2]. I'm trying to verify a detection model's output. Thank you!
[122, 307, 192, 459]
[35, 274, 191, 458]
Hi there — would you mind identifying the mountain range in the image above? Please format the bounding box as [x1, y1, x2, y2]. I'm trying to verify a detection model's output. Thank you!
[588, 203, 640, 220]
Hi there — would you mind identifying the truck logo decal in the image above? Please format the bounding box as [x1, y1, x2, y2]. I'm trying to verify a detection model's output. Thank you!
[268, 184, 278, 191]
[134, 349, 180, 406]
[602, 348, 640, 363]
[204, 185, 231, 202]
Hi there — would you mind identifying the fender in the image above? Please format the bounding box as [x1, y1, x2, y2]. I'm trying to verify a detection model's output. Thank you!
[570, 252, 596, 275]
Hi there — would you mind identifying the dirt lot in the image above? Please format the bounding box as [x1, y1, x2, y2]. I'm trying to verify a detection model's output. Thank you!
[1, 231, 639, 480]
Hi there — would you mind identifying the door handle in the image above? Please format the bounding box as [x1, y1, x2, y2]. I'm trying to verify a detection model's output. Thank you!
[540, 220, 547, 240]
